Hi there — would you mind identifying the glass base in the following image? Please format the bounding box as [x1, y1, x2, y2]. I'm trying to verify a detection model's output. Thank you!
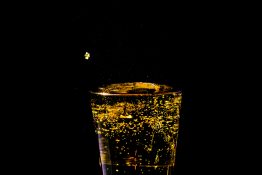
[101, 163, 174, 175]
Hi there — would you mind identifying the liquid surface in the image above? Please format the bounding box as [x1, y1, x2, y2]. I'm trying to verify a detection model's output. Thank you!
[90, 82, 182, 175]
[91, 82, 174, 95]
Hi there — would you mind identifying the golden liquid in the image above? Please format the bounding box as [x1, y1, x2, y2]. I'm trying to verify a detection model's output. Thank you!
[90, 83, 182, 175]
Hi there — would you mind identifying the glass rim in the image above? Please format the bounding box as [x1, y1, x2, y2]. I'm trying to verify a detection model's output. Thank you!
[89, 82, 182, 96]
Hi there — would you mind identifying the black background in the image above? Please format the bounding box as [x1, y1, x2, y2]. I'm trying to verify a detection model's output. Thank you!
[56, 3, 229, 174]
[5, 1, 257, 174]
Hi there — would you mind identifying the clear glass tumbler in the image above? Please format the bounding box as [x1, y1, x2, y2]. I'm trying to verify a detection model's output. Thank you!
[90, 82, 182, 175]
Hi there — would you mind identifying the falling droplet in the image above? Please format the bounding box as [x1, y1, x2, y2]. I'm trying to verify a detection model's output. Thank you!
[84, 51, 90, 60]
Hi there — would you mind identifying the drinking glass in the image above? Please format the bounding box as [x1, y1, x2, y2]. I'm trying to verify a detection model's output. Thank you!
[90, 82, 182, 175]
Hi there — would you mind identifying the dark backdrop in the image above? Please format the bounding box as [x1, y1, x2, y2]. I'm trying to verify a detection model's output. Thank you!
[8, 2, 255, 174]
[49, 3, 228, 175]
[53, 3, 227, 174]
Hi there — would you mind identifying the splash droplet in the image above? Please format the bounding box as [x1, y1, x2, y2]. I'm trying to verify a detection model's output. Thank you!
[84, 51, 90, 60]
